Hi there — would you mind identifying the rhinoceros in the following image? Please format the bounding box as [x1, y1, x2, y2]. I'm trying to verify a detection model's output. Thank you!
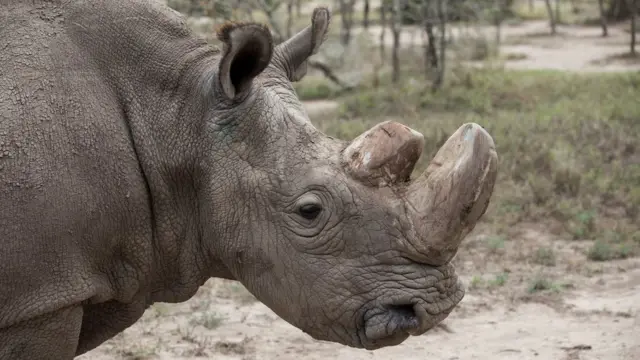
[0, 0, 498, 358]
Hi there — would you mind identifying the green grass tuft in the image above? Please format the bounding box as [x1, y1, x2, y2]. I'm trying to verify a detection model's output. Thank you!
[294, 76, 342, 101]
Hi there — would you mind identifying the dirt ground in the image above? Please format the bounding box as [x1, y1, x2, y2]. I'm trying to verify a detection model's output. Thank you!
[79, 5, 640, 360]
[79, 225, 640, 360]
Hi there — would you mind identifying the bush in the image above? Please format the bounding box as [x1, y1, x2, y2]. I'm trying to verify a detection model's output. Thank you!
[294, 76, 341, 101]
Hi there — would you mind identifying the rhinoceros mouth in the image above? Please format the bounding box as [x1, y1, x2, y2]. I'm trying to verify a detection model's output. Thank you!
[358, 274, 464, 350]
[360, 305, 453, 350]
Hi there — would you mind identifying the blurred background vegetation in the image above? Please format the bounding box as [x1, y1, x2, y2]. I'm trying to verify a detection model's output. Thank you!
[164, 0, 639, 262]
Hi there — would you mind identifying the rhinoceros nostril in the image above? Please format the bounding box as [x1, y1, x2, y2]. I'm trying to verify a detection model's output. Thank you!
[387, 304, 419, 330]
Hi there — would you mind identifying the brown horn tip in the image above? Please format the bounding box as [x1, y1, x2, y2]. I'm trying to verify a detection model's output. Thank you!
[342, 121, 425, 186]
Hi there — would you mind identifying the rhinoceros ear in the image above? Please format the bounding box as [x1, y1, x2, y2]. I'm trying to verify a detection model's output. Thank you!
[216, 22, 274, 99]
[273, 7, 330, 82]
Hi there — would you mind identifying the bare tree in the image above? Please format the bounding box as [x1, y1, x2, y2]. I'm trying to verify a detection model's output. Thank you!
[286, 0, 294, 38]
[190, 0, 199, 15]
[363, 0, 370, 28]
[380, 0, 389, 63]
[296, 0, 302, 17]
[607, 0, 638, 21]
[391, 0, 402, 83]
[598, 0, 609, 36]
[433, 0, 447, 90]
[420, 1, 438, 74]
[493, 0, 510, 49]
[543, 0, 557, 34]
[630, 0, 637, 54]
[252, 0, 355, 90]
[338, 0, 358, 46]
[199, 0, 234, 21]
[255, 0, 285, 42]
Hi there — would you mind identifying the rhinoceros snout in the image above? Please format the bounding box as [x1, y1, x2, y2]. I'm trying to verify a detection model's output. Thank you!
[360, 273, 465, 350]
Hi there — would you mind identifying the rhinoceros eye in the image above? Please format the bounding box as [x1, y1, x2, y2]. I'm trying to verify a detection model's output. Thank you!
[298, 203, 322, 220]
[295, 193, 324, 221]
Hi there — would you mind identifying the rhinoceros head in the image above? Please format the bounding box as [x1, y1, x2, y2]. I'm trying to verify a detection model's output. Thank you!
[200, 7, 497, 350]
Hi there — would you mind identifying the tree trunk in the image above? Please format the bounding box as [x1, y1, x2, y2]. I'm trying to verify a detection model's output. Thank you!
[391, 0, 401, 83]
[424, 19, 438, 73]
[433, 0, 447, 91]
[606, 0, 638, 21]
[339, 0, 357, 46]
[296, 0, 302, 17]
[261, 7, 284, 44]
[630, 0, 637, 54]
[286, 1, 294, 38]
[495, 19, 502, 50]
[555, 0, 561, 24]
[494, 0, 506, 50]
[598, 0, 609, 36]
[409, 27, 416, 51]
[363, 0, 370, 28]
[544, 0, 557, 34]
[189, 0, 198, 16]
[425, 23, 438, 73]
[380, 1, 388, 63]
[529, 0, 534, 12]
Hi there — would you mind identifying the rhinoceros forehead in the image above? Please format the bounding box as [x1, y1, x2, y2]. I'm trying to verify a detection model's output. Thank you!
[261, 85, 316, 130]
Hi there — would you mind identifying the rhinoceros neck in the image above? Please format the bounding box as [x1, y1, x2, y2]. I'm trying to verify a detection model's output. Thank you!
[65, 1, 233, 301]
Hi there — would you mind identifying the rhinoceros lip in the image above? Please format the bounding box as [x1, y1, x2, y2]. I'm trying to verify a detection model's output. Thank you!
[358, 272, 464, 349]
[361, 306, 454, 350]
[360, 304, 419, 349]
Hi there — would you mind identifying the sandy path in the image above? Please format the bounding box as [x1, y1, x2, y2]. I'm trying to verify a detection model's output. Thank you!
[302, 99, 340, 117]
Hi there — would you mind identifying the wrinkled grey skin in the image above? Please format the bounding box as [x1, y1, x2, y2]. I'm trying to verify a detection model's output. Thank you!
[0, 0, 498, 359]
